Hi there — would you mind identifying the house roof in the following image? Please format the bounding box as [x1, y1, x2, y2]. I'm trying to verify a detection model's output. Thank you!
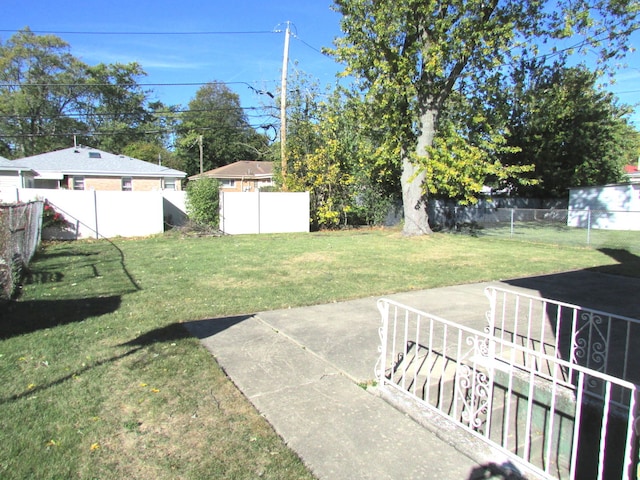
[624, 164, 640, 183]
[189, 161, 273, 181]
[12, 146, 186, 178]
[0, 155, 35, 174]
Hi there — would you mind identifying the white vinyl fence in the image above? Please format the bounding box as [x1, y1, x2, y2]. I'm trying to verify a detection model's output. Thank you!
[219, 191, 310, 235]
[0, 188, 309, 238]
[0, 188, 187, 239]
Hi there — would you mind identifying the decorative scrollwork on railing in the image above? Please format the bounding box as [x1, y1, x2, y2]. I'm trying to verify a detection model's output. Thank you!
[458, 363, 490, 430]
[484, 310, 492, 335]
[375, 304, 387, 381]
[456, 335, 492, 431]
[573, 311, 609, 373]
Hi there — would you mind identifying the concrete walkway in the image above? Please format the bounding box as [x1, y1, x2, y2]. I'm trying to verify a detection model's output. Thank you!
[185, 270, 640, 480]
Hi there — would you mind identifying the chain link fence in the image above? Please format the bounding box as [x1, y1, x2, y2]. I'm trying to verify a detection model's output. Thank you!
[0, 201, 44, 301]
[435, 207, 640, 252]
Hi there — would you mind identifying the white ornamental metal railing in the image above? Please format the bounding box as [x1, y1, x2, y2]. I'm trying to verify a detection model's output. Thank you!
[484, 286, 640, 408]
[376, 298, 640, 480]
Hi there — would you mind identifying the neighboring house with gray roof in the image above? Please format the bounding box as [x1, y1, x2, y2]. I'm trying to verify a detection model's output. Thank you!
[189, 160, 274, 192]
[0, 155, 36, 189]
[12, 145, 186, 191]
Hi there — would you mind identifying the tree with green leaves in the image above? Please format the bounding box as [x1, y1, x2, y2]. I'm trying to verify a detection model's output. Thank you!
[285, 85, 356, 229]
[330, 0, 639, 235]
[282, 70, 400, 229]
[176, 82, 269, 176]
[119, 101, 183, 170]
[81, 62, 153, 153]
[0, 28, 171, 159]
[0, 28, 87, 156]
[503, 62, 637, 197]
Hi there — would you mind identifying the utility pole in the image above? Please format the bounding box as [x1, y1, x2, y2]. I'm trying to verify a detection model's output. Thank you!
[280, 21, 291, 189]
[198, 135, 204, 174]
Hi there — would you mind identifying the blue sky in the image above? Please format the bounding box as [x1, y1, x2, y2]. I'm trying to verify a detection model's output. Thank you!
[2, 0, 639, 127]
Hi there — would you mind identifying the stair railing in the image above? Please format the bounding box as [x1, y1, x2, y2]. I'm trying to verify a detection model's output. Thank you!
[377, 297, 640, 480]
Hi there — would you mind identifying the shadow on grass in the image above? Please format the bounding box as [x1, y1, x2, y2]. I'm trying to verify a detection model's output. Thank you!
[0, 319, 242, 406]
[502, 247, 640, 318]
[0, 296, 122, 340]
[0, 346, 140, 406]
[0, 236, 146, 338]
[591, 247, 640, 278]
[119, 315, 255, 349]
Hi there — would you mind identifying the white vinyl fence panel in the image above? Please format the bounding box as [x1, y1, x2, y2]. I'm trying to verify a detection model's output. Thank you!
[219, 191, 309, 235]
[0, 188, 308, 238]
[0, 188, 187, 239]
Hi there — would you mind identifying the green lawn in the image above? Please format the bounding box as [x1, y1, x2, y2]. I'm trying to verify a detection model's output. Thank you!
[477, 221, 640, 255]
[0, 228, 637, 479]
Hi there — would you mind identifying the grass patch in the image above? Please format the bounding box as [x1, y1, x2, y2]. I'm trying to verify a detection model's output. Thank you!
[477, 222, 640, 254]
[0, 228, 637, 479]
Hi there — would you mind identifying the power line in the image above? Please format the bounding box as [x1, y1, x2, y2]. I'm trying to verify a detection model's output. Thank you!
[0, 122, 279, 138]
[0, 106, 278, 120]
[292, 34, 329, 57]
[0, 29, 277, 36]
[0, 80, 278, 89]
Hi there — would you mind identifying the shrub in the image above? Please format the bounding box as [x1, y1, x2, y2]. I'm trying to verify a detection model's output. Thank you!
[185, 178, 220, 227]
[42, 201, 71, 229]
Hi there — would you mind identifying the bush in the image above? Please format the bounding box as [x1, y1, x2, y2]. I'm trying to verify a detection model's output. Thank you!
[42, 201, 72, 229]
[185, 178, 220, 227]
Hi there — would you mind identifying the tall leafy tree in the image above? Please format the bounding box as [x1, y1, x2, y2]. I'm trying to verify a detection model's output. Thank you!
[0, 28, 87, 156]
[0, 28, 168, 158]
[176, 82, 268, 176]
[504, 62, 636, 197]
[81, 62, 153, 153]
[285, 85, 357, 228]
[283, 71, 400, 229]
[331, 0, 639, 235]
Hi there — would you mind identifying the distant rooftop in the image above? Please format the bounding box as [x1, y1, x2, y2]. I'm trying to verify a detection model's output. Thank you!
[0, 155, 34, 172]
[190, 160, 273, 181]
[12, 145, 186, 178]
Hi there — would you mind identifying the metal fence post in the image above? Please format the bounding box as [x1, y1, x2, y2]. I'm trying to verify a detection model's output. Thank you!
[586, 207, 591, 246]
[510, 208, 515, 238]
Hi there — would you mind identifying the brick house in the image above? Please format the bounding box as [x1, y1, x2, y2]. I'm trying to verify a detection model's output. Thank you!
[11, 145, 186, 191]
[189, 161, 274, 192]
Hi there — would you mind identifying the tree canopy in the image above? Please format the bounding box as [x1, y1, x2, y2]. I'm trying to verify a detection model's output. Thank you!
[0, 28, 87, 156]
[0, 28, 163, 158]
[175, 82, 269, 177]
[503, 62, 637, 197]
[330, 0, 639, 234]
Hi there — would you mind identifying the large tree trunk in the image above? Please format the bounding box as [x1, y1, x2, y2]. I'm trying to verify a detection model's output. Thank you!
[401, 107, 438, 236]
[400, 157, 430, 235]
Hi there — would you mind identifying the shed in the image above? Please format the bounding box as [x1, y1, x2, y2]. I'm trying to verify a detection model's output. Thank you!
[568, 183, 640, 230]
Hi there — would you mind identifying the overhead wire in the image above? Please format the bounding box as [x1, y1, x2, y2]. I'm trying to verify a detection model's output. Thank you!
[0, 29, 277, 36]
[1, 19, 637, 139]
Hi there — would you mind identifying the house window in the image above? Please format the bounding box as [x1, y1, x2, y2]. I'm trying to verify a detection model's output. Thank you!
[220, 179, 235, 188]
[122, 177, 133, 191]
[164, 178, 176, 191]
[73, 177, 85, 190]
